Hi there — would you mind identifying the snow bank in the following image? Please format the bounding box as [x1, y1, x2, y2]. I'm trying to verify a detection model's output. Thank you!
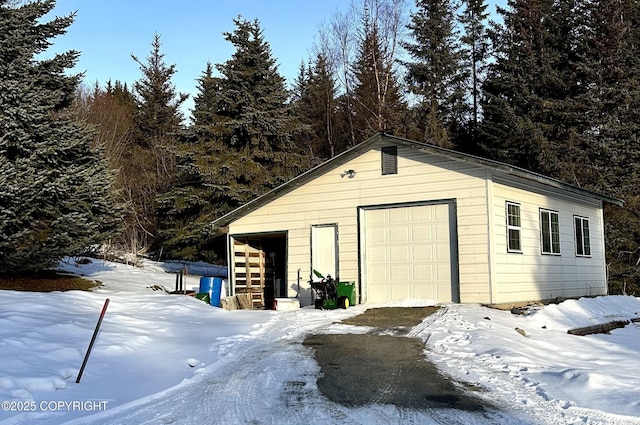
[423, 296, 640, 422]
[0, 257, 639, 424]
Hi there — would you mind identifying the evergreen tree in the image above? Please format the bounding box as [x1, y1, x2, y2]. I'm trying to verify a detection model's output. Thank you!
[403, 0, 467, 148]
[131, 33, 188, 146]
[211, 16, 313, 183]
[575, 0, 640, 194]
[479, 0, 578, 175]
[213, 17, 296, 155]
[576, 0, 640, 294]
[309, 54, 343, 157]
[192, 62, 220, 129]
[154, 17, 313, 261]
[459, 0, 490, 147]
[126, 34, 188, 254]
[352, 13, 406, 141]
[153, 138, 228, 262]
[478, 0, 640, 294]
[292, 54, 342, 159]
[290, 61, 317, 155]
[0, 0, 121, 273]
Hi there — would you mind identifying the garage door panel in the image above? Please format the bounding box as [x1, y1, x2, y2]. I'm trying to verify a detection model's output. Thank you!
[413, 284, 435, 300]
[366, 228, 387, 244]
[367, 210, 387, 225]
[363, 204, 453, 304]
[436, 263, 450, 279]
[390, 265, 410, 281]
[412, 264, 432, 277]
[390, 283, 411, 300]
[436, 243, 450, 261]
[369, 286, 388, 302]
[368, 245, 389, 262]
[435, 205, 449, 220]
[389, 208, 409, 223]
[412, 225, 430, 242]
[368, 265, 388, 283]
[435, 223, 450, 239]
[412, 245, 432, 261]
[390, 227, 410, 242]
[410, 205, 428, 220]
[390, 246, 410, 261]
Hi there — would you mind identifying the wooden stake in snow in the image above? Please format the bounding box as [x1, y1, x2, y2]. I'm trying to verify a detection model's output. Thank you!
[76, 298, 110, 384]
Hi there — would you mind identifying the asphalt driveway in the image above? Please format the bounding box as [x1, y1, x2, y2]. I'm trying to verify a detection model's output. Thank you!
[302, 307, 496, 411]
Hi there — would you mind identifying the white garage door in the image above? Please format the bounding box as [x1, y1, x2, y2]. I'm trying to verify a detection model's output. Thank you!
[362, 203, 453, 303]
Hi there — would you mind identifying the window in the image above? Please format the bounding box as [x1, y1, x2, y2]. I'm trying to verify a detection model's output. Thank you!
[506, 202, 522, 252]
[540, 209, 560, 255]
[574, 216, 591, 256]
[381, 146, 397, 175]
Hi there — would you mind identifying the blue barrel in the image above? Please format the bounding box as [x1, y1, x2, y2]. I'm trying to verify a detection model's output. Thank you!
[199, 277, 223, 307]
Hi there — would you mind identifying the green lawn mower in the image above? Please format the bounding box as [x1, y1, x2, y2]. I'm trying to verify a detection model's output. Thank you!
[310, 270, 356, 310]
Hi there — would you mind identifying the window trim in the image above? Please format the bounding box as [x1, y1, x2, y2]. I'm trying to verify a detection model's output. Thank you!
[506, 201, 522, 253]
[574, 215, 591, 257]
[540, 208, 561, 255]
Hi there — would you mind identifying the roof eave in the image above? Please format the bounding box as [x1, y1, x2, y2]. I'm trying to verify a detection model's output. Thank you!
[211, 134, 385, 229]
[211, 133, 624, 229]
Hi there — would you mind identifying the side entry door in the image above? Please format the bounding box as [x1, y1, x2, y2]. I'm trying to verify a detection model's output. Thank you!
[311, 224, 338, 281]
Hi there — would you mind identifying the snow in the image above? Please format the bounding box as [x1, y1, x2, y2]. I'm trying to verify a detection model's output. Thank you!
[1, 258, 639, 424]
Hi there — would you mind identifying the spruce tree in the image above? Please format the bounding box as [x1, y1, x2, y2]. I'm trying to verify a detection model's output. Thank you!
[213, 17, 295, 155]
[132, 33, 188, 146]
[127, 34, 187, 255]
[403, 0, 468, 148]
[459, 0, 490, 147]
[291, 54, 342, 159]
[352, 17, 406, 141]
[0, 0, 121, 274]
[576, 0, 640, 194]
[154, 17, 313, 261]
[576, 0, 640, 294]
[290, 61, 317, 155]
[479, 0, 578, 176]
[212, 17, 312, 184]
[192, 62, 220, 129]
[477, 0, 640, 293]
[310, 54, 344, 157]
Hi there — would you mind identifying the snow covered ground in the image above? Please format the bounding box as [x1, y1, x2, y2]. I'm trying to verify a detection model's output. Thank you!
[0, 257, 639, 424]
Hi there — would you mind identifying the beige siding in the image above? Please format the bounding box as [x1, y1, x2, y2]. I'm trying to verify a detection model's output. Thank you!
[490, 177, 606, 304]
[229, 141, 491, 304]
[226, 139, 609, 306]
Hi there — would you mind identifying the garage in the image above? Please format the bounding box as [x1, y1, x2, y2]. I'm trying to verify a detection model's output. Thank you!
[360, 201, 459, 303]
[214, 134, 616, 306]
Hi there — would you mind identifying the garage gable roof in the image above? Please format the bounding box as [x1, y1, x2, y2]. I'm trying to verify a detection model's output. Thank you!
[211, 133, 623, 229]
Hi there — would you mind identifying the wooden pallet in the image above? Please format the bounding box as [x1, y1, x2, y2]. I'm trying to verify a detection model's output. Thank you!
[233, 240, 266, 308]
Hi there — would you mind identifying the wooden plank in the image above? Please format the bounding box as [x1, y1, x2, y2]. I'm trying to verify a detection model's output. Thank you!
[567, 319, 635, 336]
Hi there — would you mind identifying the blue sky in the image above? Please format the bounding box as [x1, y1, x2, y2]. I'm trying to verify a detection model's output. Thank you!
[45, 0, 350, 112]
[45, 1, 505, 117]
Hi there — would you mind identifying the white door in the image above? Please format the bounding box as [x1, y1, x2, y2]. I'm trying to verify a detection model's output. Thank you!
[311, 225, 338, 281]
[361, 204, 453, 303]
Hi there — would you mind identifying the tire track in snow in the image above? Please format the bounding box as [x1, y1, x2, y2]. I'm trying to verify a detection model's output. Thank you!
[62, 306, 513, 424]
[61, 303, 628, 425]
[406, 305, 448, 340]
[61, 308, 362, 425]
